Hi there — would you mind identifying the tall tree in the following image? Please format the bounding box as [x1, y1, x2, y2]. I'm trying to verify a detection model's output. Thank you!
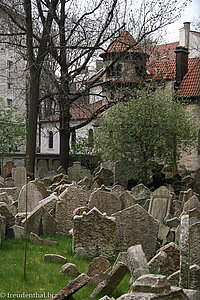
[0, 0, 191, 176]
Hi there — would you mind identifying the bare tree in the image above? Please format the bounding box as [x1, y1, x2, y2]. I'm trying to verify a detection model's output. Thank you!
[0, 0, 191, 176]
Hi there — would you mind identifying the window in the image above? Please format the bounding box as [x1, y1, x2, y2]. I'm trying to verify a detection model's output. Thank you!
[7, 60, 13, 89]
[88, 129, 94, 147]
[107, 64, 122, 77]
[49, 131, 53, 148]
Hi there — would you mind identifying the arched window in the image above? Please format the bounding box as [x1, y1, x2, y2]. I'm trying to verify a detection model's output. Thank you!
[88, 128, 94, 147]
[49, 131, 53, 148]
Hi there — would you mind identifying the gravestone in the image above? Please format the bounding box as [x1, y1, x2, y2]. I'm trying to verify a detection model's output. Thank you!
[0, 192, 9, 205]
[111, 185, 125, 198]
[94, 167, 114, 187]
[72, 207, 116, 258]
[12, 168, 26, 190]
[112, 204, 159, 260]
[179, 214, 190, 289]
[159, 242, 180, 276]
[127, 245, 150, 282]
[0, 214, 6, 238]
[131, 183, 150, 207]
[68, 162, 92, 182]
[0, 202, 15, 230]
[88, 190, 122, 216]
[119, 191, 137, 210]
[4, 177, 14, 187]
[56, 183, 87, 234]
[38, 193, 58, 214]
[32, 178, 48, 198]
[0, 187, 19, 202]
[148, 186, 172, 222]
[37, 159, 48, 179]
[2, 161, 15, 179]
[189, 222, 200, 267]
[18, 182, 43, 213]
[87, 256, 111, 286]
[183, 195, 200, 212]
[22, 206, 57, 236]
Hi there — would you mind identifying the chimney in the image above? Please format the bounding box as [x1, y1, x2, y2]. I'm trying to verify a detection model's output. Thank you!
[183, 22, 190, 50]
[174, 46, 189, 86]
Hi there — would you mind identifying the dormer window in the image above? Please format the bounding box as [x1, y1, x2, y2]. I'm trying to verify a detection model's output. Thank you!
[107, 64, 122, 78]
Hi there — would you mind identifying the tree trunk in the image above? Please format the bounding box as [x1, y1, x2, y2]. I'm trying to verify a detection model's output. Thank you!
[25, 70, 40, 177]
[59, 129, 70, 172]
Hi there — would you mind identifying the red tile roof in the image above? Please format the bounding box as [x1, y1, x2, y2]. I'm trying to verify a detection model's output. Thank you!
[178, 58, 200, 97]
[147, 57, 200, 98]
[101, 31, 145, 55]
[39, 100, 103, 123]
[148, 42, 179, 64]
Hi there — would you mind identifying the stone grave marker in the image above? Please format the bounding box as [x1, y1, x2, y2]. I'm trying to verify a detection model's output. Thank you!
[2, 161, 15, 179]
[131, 183, 150, 207]
[112, 204, 159, 260]
[12, 167, 26, 190]
[56, 183, 87, 234]
[18, 182, 43, 213]
[148, 186, 172, 222]
[88, 190, 122, 216]
[72, 207, 116, 258]
[189, 221, 200, 267]
[179, 214, 190, 289]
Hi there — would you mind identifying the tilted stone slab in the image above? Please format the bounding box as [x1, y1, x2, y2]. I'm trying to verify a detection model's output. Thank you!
[44, 254, 66, 263]
[88, 190, 122, 216]
[0, 187, 19, 202]
[18, 182, 43, 213]
[0, 214, 6, 238]
[131, 184, 150, 207]
[12, 167, 26, 190]
[53, 273, 90, 299]
[148, 186, 172, 222]
[119, 191, 136, 210]
[112, 204, 159, 260]
[22, 206, 57, 236]
[72, 207, 116, 258]
[0, 202, 15, 230]
[183, 195, 200, 212]
[30, 232, 57, 246]
[89, 263, 128, 299]
[189, 221, 200, 267]
[56, 183, 87, 234]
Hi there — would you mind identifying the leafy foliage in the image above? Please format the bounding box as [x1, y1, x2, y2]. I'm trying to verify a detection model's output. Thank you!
[0, 98, 26, 155]
[95, 86, 197, 183]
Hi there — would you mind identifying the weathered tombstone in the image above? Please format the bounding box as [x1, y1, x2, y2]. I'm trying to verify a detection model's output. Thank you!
[159, 242, 180, 276]
[37, 159, 48, 179]
[18, 182, 43, 213]
[72, 207, 116, 258]
[2, 161, 15, 179]
[68, 162, 92, 182]
[94, 167, 114, 187]
[148, 186, 172, 222]
[183, 195, 200, 212]
[179, 214, 190, 289]
[148, 251, 167, 273]
[189, 222, 200, 267]
[52, 273, 90, 300]
[89, 263, 128, 299]
[56, 183, 87, 234]
[4, 177, 14, 187]
[12, 168, 26, 190]
[131, 183, 150, 207]
[22, 206, 57, 236]
[44, 254, 66, 263]
[38, 193, 58, 214]
[119, 191, 136, 210]
[188, 208, 200, 220]
[0, 214, 6, 238]
[60, 263, 79, 275]
[112, 204, 159, 260]
[0, 192, 9, 205]
[127, 245, 150, 282]
[180, 188, 194, 207]
[88, 190, 122, 216]
[111, 185, 125, 198]
[32, 178, 48, 198]
[0, 202, 15, 230]
[87, 256, 111, 286]
[0, 187, 19, 202]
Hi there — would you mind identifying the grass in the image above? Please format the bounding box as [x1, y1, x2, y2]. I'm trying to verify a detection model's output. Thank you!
[0, 236, 131, 300]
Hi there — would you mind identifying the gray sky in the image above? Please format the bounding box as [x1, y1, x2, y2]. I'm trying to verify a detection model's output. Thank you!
[164, 0, 200, 42]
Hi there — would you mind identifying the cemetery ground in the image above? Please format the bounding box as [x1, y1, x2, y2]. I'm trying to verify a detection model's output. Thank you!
[0, 235, 130, 299]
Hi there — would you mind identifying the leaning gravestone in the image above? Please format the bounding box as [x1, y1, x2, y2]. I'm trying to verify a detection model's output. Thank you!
[183, 195, 200, 212]
[88, 190, 122, 216]
[148, 186, 172, 222]
[0, 202, 15, 230]
[112, 204, 159, 260]
[56, 183, 87, 234]
[12, 167, 26, 190]
[131, 183, 150, 207]
[189, 221, 200, 267]
[72, 207, 116, 258]
[179, 214, 190, 289]
[0, 214, 6, 238]
[68, 162, 92, 182]
[22, 205, 57, 236]
[2, 161, 15, 179]
[119, 191, 136, 210]
[18, 182, 43, 213]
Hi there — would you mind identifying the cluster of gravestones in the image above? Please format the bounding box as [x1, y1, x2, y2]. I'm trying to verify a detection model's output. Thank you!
[0, 160, 200, 299]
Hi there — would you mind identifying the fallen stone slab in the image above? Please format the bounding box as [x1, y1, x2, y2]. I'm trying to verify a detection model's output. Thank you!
[52, 273, 90, 299]
[30, 232, 58, 246]
[89, 263, 128, 299]
[44, 254, 66, 263]
[60, 263, 79, 275]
